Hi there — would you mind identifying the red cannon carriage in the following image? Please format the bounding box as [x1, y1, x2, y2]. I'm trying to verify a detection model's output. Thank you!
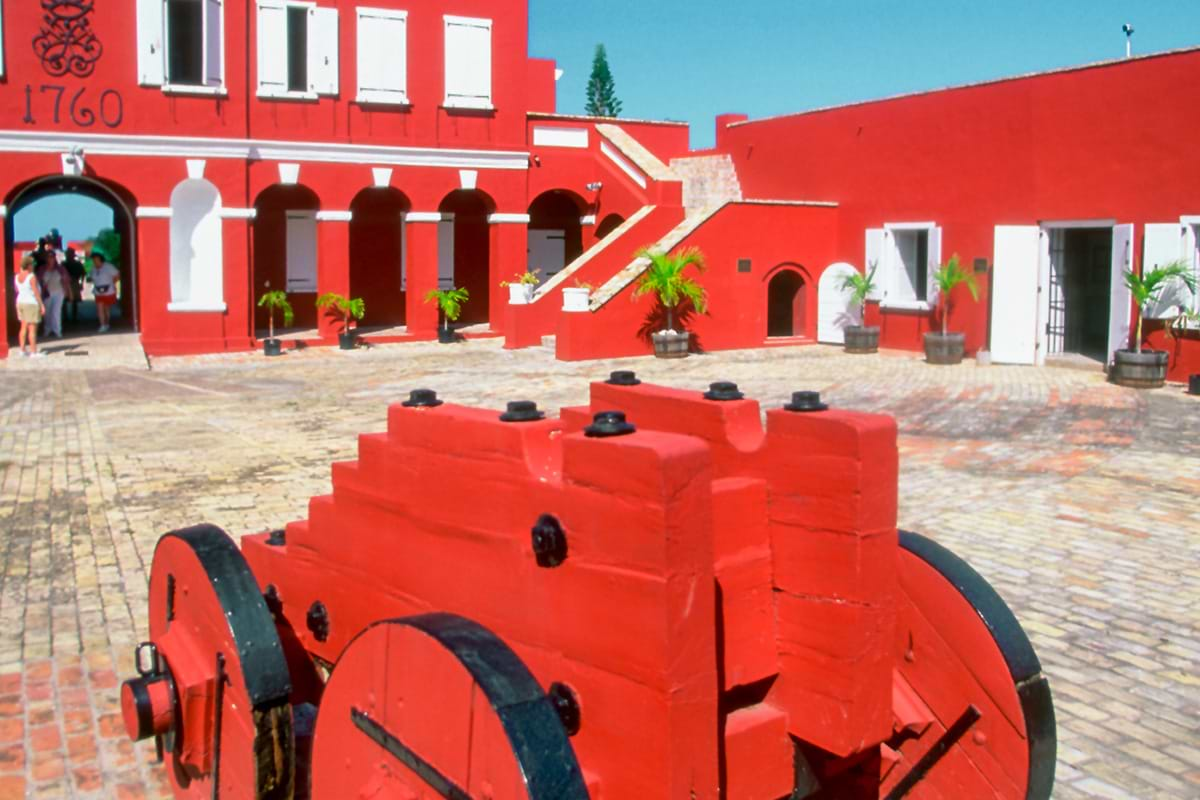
[120, 374, 1055, 799]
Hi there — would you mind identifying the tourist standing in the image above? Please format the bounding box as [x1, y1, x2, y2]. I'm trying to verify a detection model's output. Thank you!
[89, 251, 120, 332]
[15, 256, 46, 357]
[63, 247, 85, 322]
[38, 251, 70, 338]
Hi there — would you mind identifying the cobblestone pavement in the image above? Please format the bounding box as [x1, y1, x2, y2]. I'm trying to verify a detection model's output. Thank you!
[1, 341, 1198, 799]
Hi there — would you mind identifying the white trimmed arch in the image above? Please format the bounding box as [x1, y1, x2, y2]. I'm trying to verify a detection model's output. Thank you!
[169, 178, 225, 311]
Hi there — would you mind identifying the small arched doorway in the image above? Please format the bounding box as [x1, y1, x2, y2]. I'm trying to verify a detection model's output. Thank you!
[438, 190, 494, 327]
[253, 184, 321, 331]
[349, 188, 410, 329]
[767, 268, 809, 338]
[595, 213, 624, 240]
[5, 175, 137, 343]
[527, 190, 585, 281]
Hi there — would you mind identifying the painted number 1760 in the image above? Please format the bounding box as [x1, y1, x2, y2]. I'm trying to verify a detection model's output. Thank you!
[23, 84, 124, 128]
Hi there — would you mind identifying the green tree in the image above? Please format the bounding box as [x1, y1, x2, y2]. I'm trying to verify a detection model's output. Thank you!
[585, 44, 622, 118]
[931, 254, 979, 335]
[1124, 259, 1196, 353]
[91, 229, 121, 267]
[631, 246, 707, 332]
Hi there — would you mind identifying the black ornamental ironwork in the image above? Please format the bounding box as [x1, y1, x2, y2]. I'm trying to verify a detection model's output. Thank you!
[33, 0, 104, 78]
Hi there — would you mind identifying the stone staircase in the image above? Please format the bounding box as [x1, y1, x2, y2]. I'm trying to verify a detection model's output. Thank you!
[532, 205, 657, 300]
[670, 153, 744, 216]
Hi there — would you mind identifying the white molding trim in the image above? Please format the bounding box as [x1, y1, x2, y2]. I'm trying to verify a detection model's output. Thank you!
[405, 212, 452, 223]
[279, 163, 301, 185]
[0, 130, 531, 171]
[600, 140, 647, 189]
[136, 207, 173, 219]
[459, 169, 478, 190]
[316, 210, 353, 222]
[488, 213, 530, 224]
[219, 208, 257, 220]
[167, 302, 228, 313]
[881, 300, 933, 312]
[186, 159, 206, 179]
[883, 221, 937, 231]
[580, 215, 596, 226]
[1181, 215, 1200, 225]
[372, 167, 393, 188]
[0, 205, 7, 218]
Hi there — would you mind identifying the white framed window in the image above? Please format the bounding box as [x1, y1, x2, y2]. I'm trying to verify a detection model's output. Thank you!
[137, 0, 225, 92]
[286, 211, 318, 292]
[356, 7, 407, 104]
[866, 223, 942, 310]
[168, 179, 226, 311]
[257, 1, 338, 98]
[443, 15, 492, 110]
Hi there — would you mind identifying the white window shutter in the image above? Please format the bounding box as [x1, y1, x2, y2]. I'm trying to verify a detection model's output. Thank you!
[204, 0, 224, 86]
[444, 16, 492, 108]
[1188, 224, 1200, 313]
[308, 6, 339, 95]
[356, 8, 407, 104]
[927, 225, 943, 306]
[286, 212, 318, 292]
[137, 0, 165, 86]
[865, 229, 885, 301]
[1108, 223, 1134, 363]
[256, 1, 287, 96]
[1143, 223, 1189, 319]
[0, 2, 6, 79]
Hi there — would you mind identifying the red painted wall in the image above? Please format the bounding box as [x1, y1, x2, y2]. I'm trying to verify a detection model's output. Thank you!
[557, 204, 839, 360]
[718, 49, 1200, 356]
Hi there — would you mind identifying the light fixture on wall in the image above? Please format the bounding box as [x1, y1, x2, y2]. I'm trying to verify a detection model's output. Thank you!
[1123, 23, 1135, 58]
[61, 146, 85, 177]
[586, 181, 603, 192]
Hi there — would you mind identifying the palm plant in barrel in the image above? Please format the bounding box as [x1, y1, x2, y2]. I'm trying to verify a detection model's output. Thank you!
[840, 262, 879, 353]
[1112, 258, 1196, 388]
[632, 245, 708, 358]
[424, 287, 469, 343]
[316, 292, 366, 350]
[924, 254, 979, 365]
[257, 288, 294, 356]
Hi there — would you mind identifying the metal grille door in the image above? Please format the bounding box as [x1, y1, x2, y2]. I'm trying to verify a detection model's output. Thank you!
[1046, 229, 1066, 355]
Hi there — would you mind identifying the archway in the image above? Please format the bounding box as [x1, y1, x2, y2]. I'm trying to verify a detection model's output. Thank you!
[595, 213, 625, 240]
[349, 188, 410, 329]
[766, 268, 809, 338]
[253, 184, 320, 331]
[817, 262, 861, 345]
[438, 190, 494, 327]
[5, 174, 137, 343]
[526, 190, 585, 281]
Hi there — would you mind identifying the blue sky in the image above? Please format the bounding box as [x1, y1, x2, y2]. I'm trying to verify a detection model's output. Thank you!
[13, 195, 113, 245]
[530, 0, 1200, 149]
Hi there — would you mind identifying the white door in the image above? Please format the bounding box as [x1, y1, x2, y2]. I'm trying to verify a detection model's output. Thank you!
[527, 229, 566, 280]
[437, 218, 455, 289]
[285, 212, 317, 293]
[1143, 223, 1188, 319]
[817, 262, 860, 344]
[1108, 223, 1134, 364]
[991, 226, 1041, 365]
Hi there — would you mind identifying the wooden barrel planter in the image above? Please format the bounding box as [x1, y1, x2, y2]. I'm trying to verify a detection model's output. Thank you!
[1111, 349, 1169, 389]
[651, 330, 690, 359]
[844, 325, 880, 354]
[923, 332, 965, 365]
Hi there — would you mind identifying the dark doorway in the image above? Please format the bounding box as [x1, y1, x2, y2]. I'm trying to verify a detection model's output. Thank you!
[1061, 228, 1112, 361]
[527, 191, 584, 281]
[767, 270, 807, 338]
[595, 213, 624, 240]
[438, 190, 492, 327]
[253, 184, 321, 331]
[5, 176, 136, 344]
[349, 188, 409, 329]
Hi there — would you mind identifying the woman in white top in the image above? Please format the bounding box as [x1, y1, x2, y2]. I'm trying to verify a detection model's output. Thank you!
[37, 251, 70, 338]
[14, 255, 46, 357]
[89, 252, 120, 332]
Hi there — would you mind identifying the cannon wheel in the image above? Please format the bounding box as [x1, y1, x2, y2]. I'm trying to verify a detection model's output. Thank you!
[311, 613, 589, 799]
[882, 531, 1056, 799]
[148, 525, 295, 799]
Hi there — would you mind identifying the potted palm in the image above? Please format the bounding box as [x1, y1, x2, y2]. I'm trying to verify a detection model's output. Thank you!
[424, 287, 470, 343]
[1112, 259, 1196, 388]
[316, 292, 366, 350]
[631, 245, 708, 359]
[924, 254, 979, 365]
[500, 270, 540, 305]
[257, 288, 294, 357]
[840, 263, 879, 353]
[562, 279, 592, 313]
